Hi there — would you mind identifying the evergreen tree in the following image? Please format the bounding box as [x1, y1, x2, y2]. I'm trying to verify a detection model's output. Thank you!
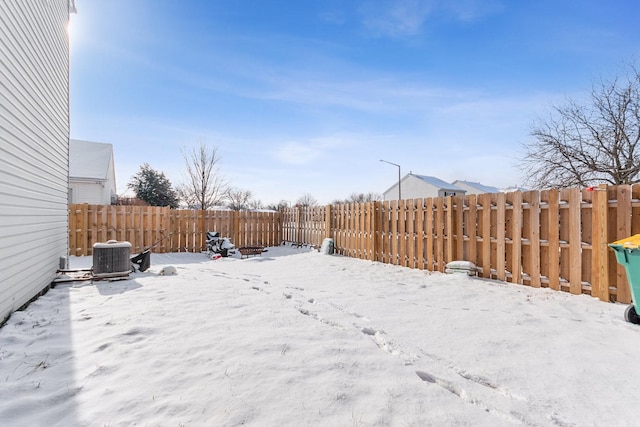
[128, 163, 179, 208]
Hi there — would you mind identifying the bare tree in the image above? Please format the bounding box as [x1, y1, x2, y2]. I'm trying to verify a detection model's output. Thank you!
[348, 192, 382, 203]
[331, 192, 382, 205]
[521, 62, 640, 189]
[295, 193, 318, 207]
[266, 200, 290, 211]
[226, 187, 253, 211]
[248, 199, 264, 210]
[177, 143, 227, 209]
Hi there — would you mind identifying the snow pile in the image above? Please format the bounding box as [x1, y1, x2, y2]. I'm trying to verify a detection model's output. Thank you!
[1, 246, 639, 426]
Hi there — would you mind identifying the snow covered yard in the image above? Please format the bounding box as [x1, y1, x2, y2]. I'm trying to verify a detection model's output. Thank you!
[1, 246, 640, 426]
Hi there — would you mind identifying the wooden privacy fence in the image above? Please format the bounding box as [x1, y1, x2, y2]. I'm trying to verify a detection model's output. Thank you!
[69, 183, 640, 303]
[68, 205, 280, 256]
[282, 184, 640, 304]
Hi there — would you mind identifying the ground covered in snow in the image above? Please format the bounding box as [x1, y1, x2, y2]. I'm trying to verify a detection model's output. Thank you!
[1, 246, 640, 426]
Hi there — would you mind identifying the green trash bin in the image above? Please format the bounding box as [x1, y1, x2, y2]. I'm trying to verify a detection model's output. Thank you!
[609, 234, 640, 324]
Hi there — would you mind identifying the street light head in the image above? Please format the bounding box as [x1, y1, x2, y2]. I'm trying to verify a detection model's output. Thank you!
[379, 159, 402, 200]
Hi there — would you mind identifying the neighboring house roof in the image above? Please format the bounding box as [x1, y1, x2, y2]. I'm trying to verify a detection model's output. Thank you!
[410, 174, 464, 191]
[69, 139, 113, 181]
[500, 185, 528, 193]
[452, 180, 500, 194]
[383, 173, 465, 198]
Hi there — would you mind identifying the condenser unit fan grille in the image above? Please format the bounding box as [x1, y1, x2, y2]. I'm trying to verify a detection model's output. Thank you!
[93, 241, 132, 278]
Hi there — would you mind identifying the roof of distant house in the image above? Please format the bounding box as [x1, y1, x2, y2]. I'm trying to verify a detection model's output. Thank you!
[69, 139, 113, 180]
[411, 174, 465, 191]
[452, 180, 500, 193]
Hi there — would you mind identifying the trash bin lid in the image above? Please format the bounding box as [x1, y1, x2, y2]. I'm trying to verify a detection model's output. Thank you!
[610, 234, 640, 249]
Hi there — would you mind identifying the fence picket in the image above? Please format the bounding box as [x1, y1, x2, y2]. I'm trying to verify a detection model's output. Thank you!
[508, 191, 522, 284]
[528, 190, 541, 287]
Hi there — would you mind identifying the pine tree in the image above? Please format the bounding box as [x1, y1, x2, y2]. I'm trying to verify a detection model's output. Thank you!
[128, 163, 179, 208]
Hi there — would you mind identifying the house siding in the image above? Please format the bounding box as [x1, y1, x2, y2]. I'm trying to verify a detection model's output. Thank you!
[383, 175, 466, 200]
[70, 181, 106, 204]
[0, 0, 70, 321]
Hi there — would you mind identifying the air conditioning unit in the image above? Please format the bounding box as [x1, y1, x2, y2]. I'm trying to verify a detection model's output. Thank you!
[93, 241, 132, 278]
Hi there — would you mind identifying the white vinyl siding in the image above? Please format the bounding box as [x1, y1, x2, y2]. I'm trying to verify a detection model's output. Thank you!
[0, 0, 70, 321]
[70, 181, 107, 205]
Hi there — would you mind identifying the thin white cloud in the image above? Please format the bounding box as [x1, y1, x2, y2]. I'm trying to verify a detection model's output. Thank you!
[274, 142, 320, 165]
[359, 0, 436, 37]
[259, 75, 484, 117]
[273, 136, 347, 165]
[357, 0, 503, 38]
[318, 10, 347, 26]
[442, 0, 504, 22]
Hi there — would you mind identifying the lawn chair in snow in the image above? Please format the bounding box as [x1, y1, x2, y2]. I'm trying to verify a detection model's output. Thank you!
[206, 231, 235, 257]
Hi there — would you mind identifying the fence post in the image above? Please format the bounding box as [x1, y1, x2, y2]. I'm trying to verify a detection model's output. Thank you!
[510, 191, 523, 284]
[568, 188, 582, 294]
[296, 206, 301, 245]
[415, 199, 424, 269]
[495, 192, 506, 282]
[434, 197, 444, 272]
[80, 203, 89, 256]
[480, 193, 491, 279]
[454, 195, 464, 260]
[277, 209, 283, 245]
[325, 204, 332, 241]
[445, 196, 454, 263]
[372, 201, 381, 262]
[547, 189, 560, 290]
[615, 185, 632, 303]
[466, 195, 477, 265]
[528, 190, 540, 287]
[591, 184, 610, 301]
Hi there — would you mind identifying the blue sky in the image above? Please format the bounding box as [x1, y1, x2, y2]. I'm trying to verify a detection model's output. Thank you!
[69, 0, 640, 205]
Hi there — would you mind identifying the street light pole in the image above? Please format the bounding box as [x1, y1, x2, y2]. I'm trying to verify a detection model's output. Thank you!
[380, 159, 401, 200]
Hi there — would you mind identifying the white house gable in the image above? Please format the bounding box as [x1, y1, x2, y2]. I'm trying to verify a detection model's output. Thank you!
[383, 173, 466, 200]
[69, 139, 117, 204]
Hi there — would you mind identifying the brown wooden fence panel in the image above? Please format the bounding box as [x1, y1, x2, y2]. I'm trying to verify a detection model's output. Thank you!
[69, 204, 280, 255]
